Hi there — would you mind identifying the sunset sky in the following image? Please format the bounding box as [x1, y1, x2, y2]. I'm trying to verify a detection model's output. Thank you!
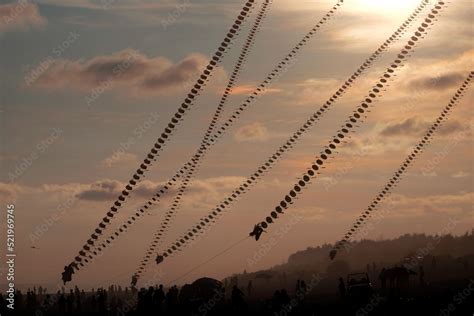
[0, 0, 472, 290]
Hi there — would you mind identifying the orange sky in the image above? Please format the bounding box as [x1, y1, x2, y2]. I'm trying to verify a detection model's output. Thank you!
[0, 0, 472, 290]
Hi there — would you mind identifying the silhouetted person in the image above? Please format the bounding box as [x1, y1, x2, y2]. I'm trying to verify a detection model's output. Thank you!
[66, 289, 74, 313]
[247, 280, 253, 297]
[90, 291, 97, 312]
[76, 291, 82, 313]
[231, 285, 244, 311]
[385, 266, 416, 296]
[98, 288, 107, 313]
[282, 271, 287, 288]
[338, 277, 346, 299]
[280, 289, 290, 306]
[154, 284, 165, 311]
[166, 285, 179, 311]
[379, 268, 387, 291]
[58, 292, 66, 314]
[42, 294, 52, 312]
[272, 290, 282, 311]
[295, 279, 300, 294]
[419, 266, 425, 287]
[300, 280, 307, 293]
[15, 290, 24, 311]
[0, 294, 5, 315]
[27, 290, 37, 312]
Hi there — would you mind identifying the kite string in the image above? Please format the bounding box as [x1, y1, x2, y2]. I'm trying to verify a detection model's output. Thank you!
[329, 71, 473, 259]
[169, 236, 250, 284]
[154, 0, 442, 264]
[71, 0, 345, 269]
[71, 0, 270, 271]
[64, 0, 259, 272]
[134, 0, 274, 280]
[248, 1, 447, 235]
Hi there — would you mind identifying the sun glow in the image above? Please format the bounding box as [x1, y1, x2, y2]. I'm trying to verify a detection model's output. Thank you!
[282, 0, 419, 17]
[354, 0, 418, 13]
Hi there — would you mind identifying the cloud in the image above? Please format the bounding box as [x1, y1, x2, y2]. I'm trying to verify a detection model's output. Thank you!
[397, 50, 474, 93]
[380, 117, 465, 138]
[0, 176, 244, 219]
[451, 171, 469, 179]
[229, 85, 282, 96]
[0, 176, 247, 206]
[380, 117, 427, 137]
[437, 120, 466, 136]
[0, 183, 23, 200]
[294, 205, 331, 221]
[388, 192, 474, 217]
[234, 122, 269, 142]
[293, 78, 343, 106]
[73, 179, 168, 201]
[75, 179, 123, 201]
[101, 152, 139, 168]
[28, 49, 218, 96]
[408, 72, 466, 92]
[0, 3, 46, 33]
[73, 176, 247, 207]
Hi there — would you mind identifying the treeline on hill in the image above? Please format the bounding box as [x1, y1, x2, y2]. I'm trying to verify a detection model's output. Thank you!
[224, 231, 474, 298]
[287, 231, 474, 270]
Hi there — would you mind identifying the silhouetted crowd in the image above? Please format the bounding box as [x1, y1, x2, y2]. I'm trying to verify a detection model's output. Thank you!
[1, 259, 473, 315]
[0, 279, 323, 315]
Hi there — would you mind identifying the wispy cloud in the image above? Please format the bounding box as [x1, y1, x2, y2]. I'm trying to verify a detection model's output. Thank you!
[451, 171, 470, 179]
[0, 3, 46, 33]
[234, 122, 269, 142]
[407, 71, 466, 91]
[27, 49, 222, 97]
[229, 85, 282, 96]
[380, 117, 466, 138]
[100, 152, 139, 168]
